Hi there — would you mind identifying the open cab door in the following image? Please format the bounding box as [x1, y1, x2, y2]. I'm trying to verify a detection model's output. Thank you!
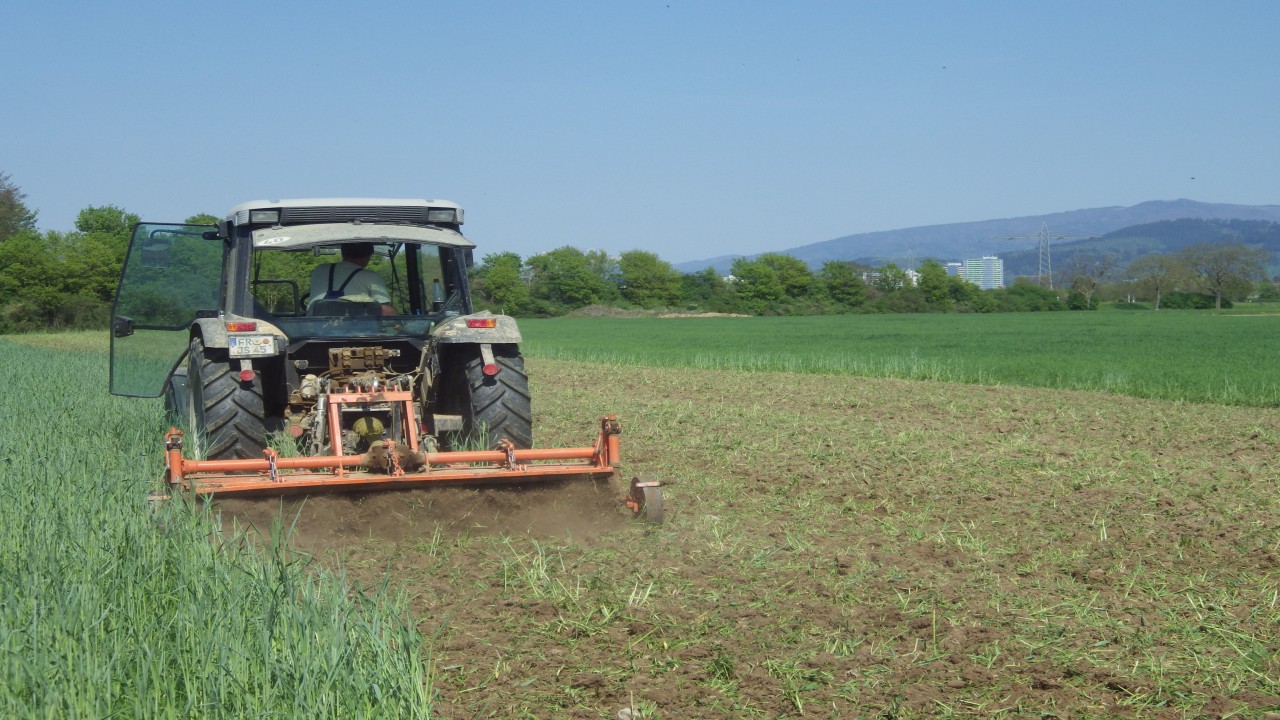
[109, 223, 223, 397]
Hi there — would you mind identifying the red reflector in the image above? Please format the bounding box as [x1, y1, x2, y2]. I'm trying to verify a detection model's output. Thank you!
[239, 369, 257, 383]
[466, 318, 497, 329]
[482, 363, 500, 377]
[226, 322, 258, 332]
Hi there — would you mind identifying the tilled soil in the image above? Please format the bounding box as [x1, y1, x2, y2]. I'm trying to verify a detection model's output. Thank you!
[222, 360, 1280, 719]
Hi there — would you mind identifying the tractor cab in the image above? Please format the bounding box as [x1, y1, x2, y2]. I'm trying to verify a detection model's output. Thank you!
[110, 199, 479, 399]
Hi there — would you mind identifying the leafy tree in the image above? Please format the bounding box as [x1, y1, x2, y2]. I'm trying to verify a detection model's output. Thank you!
[473, 251, 532, 313]
[817, 261, 869, 308]
[617, 250, 682, 308]
[1257, 278, 1280, 301]
[0, 203, 143, 332]
[1178, 242, 1267, 309]
[946, 275, 981, 308]
[962, 284, 997, 312]
[584, 250, 622, 304]
[0, 230, 62, 308]
[65, 205, 141, 302]
[993, 278, 1064, 312]
[1065, 290, 1096, 310]
[916, 259, 951, 309]
[729, 257, 786, 313]
[74, 205, 138, 237]
[1063, 253, 1115, 311]
[755, 253, 813, 299]
[0, 172, 37, 242]
[1126, 254, 1183, 310]
[875, 286, 928, 313]
[526, 246, 609, 309]
[1162, 291, 1223, 310]
[680, 267, 731, 311]
[872, 263, 910, 293]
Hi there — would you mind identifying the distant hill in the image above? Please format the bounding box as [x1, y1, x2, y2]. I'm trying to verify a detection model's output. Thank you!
[1000, 218, 1280, 281]
[674, 200, 1280, 274]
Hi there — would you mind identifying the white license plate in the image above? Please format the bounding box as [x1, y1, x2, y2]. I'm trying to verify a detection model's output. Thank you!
[228, 334, 275, 358]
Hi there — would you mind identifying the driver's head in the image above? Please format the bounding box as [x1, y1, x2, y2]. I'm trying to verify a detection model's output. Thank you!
[341, 242, 375, 261]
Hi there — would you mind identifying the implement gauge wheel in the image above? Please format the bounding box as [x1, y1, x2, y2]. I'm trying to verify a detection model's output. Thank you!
[629, 476, 665, 524]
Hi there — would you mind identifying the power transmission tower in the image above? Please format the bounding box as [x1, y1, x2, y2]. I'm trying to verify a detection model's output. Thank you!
[993, 223, 1095, 289]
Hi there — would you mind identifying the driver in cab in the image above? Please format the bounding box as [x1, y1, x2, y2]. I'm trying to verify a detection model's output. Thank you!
[307, 242, 396, 316]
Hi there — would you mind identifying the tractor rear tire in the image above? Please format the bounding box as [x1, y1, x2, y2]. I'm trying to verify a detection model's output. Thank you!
[187, 336, 268, 460]
[445, 344, 533, 449]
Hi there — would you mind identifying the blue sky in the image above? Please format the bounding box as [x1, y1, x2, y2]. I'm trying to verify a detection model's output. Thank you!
[4, 1, 1278, 264]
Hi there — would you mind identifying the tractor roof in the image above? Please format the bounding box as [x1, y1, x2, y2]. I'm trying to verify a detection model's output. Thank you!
[227, 198, 464, 227]
[251, 222, 474, 251]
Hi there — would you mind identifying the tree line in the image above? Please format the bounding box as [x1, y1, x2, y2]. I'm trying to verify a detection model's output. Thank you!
[1, 171, 1274, 333]
[472, 249, 1089, 316]
[471, 243, 1273, 317]
[0, 173, 140, 332]
[1065, 243, 1269, 311]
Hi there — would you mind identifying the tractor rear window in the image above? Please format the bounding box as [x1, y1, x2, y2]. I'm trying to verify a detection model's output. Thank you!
[249, 242, 460, 321]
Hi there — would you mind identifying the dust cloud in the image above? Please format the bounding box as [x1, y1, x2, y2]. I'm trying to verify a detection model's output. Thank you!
[216, 476, 631, 552]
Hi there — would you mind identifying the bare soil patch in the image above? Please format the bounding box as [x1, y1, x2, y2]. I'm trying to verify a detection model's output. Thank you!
[226, 359, 1280, 719]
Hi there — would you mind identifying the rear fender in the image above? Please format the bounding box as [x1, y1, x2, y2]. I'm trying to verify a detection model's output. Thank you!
[193, 314, 287, 352]
[192, 318, 228, 348]
[430, 312, 522, 345]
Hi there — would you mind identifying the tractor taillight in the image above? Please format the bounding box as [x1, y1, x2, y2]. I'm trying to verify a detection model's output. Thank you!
[226, 322, 258, 332]
[239, 369, 257, 383]
[466, 318, 497, 329]
[482, 363, 500, 377]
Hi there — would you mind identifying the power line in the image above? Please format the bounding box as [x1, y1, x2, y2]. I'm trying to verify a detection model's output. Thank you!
[992, 223, 1096, 289]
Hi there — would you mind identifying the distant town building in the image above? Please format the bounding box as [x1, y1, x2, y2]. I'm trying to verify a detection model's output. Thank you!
[862, 268, 920, 288]
[961, 256, 1004, 290]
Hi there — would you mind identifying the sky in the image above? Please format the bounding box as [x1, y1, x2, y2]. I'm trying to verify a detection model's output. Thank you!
[4, 1, 1279, 264]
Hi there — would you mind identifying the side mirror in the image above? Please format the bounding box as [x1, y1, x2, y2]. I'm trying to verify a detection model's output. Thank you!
[140, 236, 172, 268]
[464, 248, 475, 269]
[113, 315, 135, 338]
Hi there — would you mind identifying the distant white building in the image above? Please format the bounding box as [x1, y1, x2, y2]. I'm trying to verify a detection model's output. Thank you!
[961, 256, 1004, 290]
[863, 267, 919, 288]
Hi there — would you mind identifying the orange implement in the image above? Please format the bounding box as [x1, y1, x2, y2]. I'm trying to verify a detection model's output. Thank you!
[163, 416, 623, 497]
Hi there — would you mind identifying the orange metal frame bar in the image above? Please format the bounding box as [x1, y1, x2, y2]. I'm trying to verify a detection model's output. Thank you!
[323, 387, 418, 479]
[163, 415, 622, 498]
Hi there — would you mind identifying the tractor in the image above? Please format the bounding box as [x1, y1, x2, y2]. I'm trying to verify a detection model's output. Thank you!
[109, 198, 662, 521]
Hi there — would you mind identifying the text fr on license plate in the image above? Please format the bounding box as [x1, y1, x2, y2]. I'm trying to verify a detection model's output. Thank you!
[228, 334, 275, 358]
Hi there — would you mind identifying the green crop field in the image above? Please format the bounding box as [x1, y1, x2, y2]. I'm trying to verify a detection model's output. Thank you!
[4, 322, 1279, 718]
[0, 336, 432, 718]
[520, 311, 1280, 407]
